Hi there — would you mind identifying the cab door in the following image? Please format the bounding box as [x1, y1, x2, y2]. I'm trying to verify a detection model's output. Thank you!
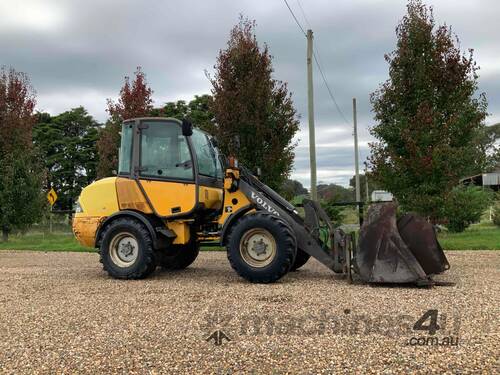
[137, 120, 197, 217]
[190, 129, 224, 211]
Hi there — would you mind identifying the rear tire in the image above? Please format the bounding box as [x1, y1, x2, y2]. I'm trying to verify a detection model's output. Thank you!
[290, 249, 310, 271]
[227, 213, 296, 283]
[157, 241, 200, 270]
[99, 217, 157, 279]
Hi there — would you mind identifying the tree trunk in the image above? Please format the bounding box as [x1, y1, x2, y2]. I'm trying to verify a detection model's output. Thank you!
[2, 227, 8, 242]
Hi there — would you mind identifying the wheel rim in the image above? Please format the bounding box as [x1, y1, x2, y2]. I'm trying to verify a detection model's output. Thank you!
[109, 232, 139, 268]
[239, 228, 277, 268]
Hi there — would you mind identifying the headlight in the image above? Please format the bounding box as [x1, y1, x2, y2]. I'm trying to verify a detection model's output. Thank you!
[74, 200, 84, 213]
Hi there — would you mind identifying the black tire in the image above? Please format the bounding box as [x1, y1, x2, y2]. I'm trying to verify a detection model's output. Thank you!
[290, 249, 310, 271]
[99, 217, 157, 279]
[157, 241, 200, 270]
[227, 213, 296, 283]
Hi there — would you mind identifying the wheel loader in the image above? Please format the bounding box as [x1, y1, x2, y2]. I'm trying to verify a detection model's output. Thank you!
[72, 117, 450, 285]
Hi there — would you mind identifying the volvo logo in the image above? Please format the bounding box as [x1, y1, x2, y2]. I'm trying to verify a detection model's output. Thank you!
[250, 192, 280, 216]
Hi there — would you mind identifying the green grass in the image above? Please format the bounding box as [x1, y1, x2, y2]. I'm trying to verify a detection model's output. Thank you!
[1, 221, 499, 252]
[0, 233, 93, 252]
[437, 222, 500, 250]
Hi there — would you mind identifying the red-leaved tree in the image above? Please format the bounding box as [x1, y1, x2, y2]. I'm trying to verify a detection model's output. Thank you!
[96, 67, 153, 178]
[0, 67, 45, 241]
[210, 17, 300, 192]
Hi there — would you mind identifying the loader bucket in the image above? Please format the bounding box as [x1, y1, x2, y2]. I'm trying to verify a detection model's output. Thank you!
[355, 202, 449, 285]
[397, 214, 449, 275]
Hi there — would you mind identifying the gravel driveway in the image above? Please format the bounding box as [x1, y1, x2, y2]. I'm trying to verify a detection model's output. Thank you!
[0, 250, 498, 374]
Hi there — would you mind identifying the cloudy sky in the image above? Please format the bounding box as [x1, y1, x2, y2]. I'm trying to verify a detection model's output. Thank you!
[1, 0, 498, 187]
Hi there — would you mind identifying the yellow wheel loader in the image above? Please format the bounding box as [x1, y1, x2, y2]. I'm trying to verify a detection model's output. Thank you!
[73, 118, 450, 285]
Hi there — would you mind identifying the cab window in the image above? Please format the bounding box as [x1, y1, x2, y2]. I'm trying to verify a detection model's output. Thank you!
[191, 129, 222, 178]
[118, 122, 133, 174]
[139, 121, 194, 180]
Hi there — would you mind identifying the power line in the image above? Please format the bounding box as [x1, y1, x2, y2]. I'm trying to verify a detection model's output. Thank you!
[282, 0, 306, 36]
[313, 51, 351, 125]
[283, 0, 351, 126]
[295, 0, 312, 29]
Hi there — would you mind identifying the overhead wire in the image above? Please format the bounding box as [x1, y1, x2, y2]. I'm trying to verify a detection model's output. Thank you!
[283, 0, 306, 36]
[283, 0, 351, 126]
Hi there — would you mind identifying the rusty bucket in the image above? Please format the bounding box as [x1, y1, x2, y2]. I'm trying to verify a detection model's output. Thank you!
[355, 202, 449, 285]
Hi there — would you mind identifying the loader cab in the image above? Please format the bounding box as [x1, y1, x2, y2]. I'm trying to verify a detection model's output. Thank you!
[119, 118, 224, 218]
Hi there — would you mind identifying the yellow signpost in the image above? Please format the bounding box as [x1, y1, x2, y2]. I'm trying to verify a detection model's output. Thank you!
[47, 188, 58, 207]
[47, 188, 58, 233]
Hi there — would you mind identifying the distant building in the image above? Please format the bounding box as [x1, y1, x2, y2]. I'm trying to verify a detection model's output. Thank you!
[460, 172, 500, 191]
[371, 190, 394, 202]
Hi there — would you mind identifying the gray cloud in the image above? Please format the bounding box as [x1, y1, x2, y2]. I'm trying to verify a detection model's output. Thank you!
[1, 0, 498, 187]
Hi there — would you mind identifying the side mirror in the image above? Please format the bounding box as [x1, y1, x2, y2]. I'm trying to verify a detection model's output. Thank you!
[182, 119, 193, 136]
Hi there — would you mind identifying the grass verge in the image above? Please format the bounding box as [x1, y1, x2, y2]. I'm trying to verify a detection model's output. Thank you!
[0, 233, 92, 252]
[0, 222, 498, 252]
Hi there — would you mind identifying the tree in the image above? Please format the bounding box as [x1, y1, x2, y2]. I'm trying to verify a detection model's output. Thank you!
[34, 107, 99, 210]
[443, 185, 491, 232]
[0, 67, 45, 241]
[97, 67, 153, 178]
[348, 173, 381, 201]
[151, 95, 215, 134]
[210, 17, 300, 192]
[369, 1, 488, 221]
[281, 179, 308, 201]
[317, 183, 354, 203]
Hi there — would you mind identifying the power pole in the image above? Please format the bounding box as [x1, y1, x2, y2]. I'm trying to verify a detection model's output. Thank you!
[365, 175, 369, 202]
[353, 98, 360, 203]
[307, 29, 317, 201]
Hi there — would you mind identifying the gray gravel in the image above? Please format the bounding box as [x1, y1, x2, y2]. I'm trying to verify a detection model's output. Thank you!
[0, 250, 498, 374]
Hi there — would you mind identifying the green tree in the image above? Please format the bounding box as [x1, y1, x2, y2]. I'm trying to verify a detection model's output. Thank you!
[444, 185, 491, 232]
[97, 67, 153, 178]
[34, 107, 99, 210]
[210, 17, 300, 192]
[281, 179, 308, 201]
[369, 1, 489, 221]
[317, 183, 354, 203]
[0, 67, 45, 241]
[348, 173, 381, 201]
[151, 95, 215, 133]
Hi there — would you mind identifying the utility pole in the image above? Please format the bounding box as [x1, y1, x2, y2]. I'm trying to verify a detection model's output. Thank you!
[307, 29, 317, 201]
[353, 98, 360, 203]
[365, 175, 369, 202]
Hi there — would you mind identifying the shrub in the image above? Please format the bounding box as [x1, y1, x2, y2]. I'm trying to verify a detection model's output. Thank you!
[491, 193, 500, 227]
[321, 198, 345, 226]
[444, 186, 492, 232]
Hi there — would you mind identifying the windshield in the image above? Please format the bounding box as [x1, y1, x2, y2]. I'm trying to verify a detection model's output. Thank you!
[139, 121, 194, 180]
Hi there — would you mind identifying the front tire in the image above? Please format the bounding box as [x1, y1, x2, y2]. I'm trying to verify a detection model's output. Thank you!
[227, 213, 296, 283]
[99, 217, 157, 279]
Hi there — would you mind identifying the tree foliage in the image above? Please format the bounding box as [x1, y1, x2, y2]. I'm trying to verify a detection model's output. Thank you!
[317, 183, 354, 203]
[97, 67, 153, 178]
[34, 107, 99, 210]
[443, 185, 491, 232]
[151, 95, 215, 133]
[281, 179, 308, 201]
[0, 67, 45, 241]
[210, 17, 300, 191]
[348, 173, 381, 201]
[369, 1, 489, 220]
